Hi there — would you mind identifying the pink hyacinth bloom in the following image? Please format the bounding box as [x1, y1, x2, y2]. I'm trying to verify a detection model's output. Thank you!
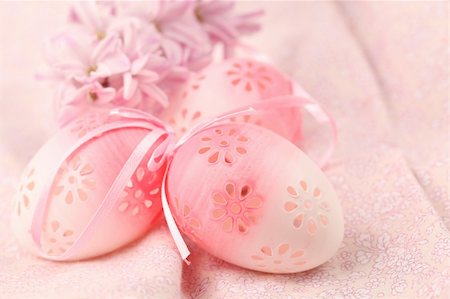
[46, 30, 130, 83]
[107, 17, 172, 108]
[38, 1, 262, 127]
[194, 0, 263, 46]
[121, 54, 169, 108]
[108, 16, 161, 60]
[155, 1, 210, 51]
[69, 2, 115, 40]
[158, 1, 212, 71]
[115, 1, 209, 51]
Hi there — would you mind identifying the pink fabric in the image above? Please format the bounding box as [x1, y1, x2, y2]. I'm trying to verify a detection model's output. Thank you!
[0, 2, 449, 298]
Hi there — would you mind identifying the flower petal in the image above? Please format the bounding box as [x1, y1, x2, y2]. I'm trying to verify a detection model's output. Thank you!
[65, 192, 74, 204]
[251, 255, 263, 261]
[211, 208, 226, 220]
[319, 214, 329, 227]
[300, 180, 308, 192]
[243, 211, 258, 224]
[213, 193, 227, 205]
[313, 188, 321, 198]
[290, 250, 304, 258]
[278, 243, 290, 255]
[123, 73, 138, 100]
[78, 188, 88, 201]
[307, 219, 317, 236]
[118, 201, 129, 212]
[183, 205, 190, 217]
[189, 218, 201, 230]
[91, 34, 118, 62]
[284, 201, 298, 212]
[244, 196, 262, 209]
[95, 52, 130, 77]
[236, 218, 248, 233]
[225, 183, 235, 197]
[222, 217, 233, 232]
[235, 147, 247, 155]
[287, 186, 298, 197]
[293, 213, 304, 229]
[131, 54, 150, 74]
[207, 151, 219, 164]
[80, 164, 93, 175]
[224, 151, 234, 164]
[260, 246, 272, 256]
[198, 147, 210, 154]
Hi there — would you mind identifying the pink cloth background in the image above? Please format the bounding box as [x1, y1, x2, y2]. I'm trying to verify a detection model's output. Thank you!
[1, 2, 449, 298]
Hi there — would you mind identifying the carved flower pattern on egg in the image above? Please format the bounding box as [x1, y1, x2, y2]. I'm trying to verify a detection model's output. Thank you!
[229, 114, 263, 126]
[226, 61, 273, 93]
[168, 108, 202, 138]
[285, 180, 331, 235]
[117, 166, 159, 217]
[197, 127, 248, 165]
[173, 196, 202, 241]
[70, 112, 108, 138]
[179, 73, 206, 100]
[41, 220, 75, 256]
[15, 167, 36, 216]
[210, 181, 263, 234]
[250, 243, 307, 272]
[53, 155, 96, 205]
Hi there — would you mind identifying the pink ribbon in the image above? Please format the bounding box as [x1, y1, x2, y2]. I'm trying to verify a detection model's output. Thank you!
[31, 94, 337, 263]
[31, 109, 171, 260]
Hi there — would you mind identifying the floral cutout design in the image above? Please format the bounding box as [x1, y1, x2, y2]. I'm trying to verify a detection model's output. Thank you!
[226, 61, 273, 93]
[229, 114, 263, 126]
[41, 220, 75, 256]
[15, 167, 36, 216]
[285, 180, 331, 235]
[197, 127, 249, 166]
[179, 73, 206, 100]
[117, 165, 159, 217]
[250, 243, 307, 272]
[70, 112, 108, 138]
[53, 155, 96, 205]
[173, 196, 202, 241]
[168, 108, 202, 138]
[210, 181, 263, 234]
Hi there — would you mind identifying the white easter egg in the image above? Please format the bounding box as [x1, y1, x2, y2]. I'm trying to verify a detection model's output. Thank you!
[165, 122, 344, 273]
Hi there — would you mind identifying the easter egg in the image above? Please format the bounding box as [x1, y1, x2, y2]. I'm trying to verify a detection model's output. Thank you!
[159, 58, 302, 141]
[166, 123, 344, 273]
[12, 110, 168, 260]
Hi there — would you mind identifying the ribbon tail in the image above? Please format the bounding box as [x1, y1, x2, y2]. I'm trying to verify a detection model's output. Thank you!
[161, 168, 191, 265]
[293, 83, 338, 168]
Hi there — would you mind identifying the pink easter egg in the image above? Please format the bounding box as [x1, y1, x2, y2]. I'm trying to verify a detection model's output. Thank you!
[160, 58, 301, 141]
[166, 123, 344, 273]
[12, 110, 166, 260]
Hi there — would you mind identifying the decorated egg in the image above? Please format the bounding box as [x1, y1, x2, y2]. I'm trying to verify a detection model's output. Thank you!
[12, 109, 169, 261]
[159, 58, 302, 142]
[166, 123, 344, 273]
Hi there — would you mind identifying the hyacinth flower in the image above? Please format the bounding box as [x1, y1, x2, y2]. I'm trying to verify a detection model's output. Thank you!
[38, 1, 263, 126]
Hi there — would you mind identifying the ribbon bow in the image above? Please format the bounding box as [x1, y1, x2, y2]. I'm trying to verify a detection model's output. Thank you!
[30, 90, 336, 262]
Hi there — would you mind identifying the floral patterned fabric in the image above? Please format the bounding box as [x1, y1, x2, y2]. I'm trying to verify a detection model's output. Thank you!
[0, 2, 448, 298]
